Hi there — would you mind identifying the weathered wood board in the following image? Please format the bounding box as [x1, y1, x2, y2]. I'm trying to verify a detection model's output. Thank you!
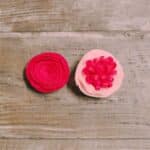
[0, 32, 150, 139]
[0, 139, 150, 150]
[1, 0, 150, 149]
[0, 0, 150, 32]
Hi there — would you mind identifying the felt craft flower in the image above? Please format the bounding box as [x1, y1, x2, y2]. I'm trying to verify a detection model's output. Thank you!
[75, 49, 124, 98]
[25, 52, 70, 93]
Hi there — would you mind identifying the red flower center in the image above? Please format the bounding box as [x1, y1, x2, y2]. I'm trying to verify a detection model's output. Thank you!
[82, 56, 117, 90]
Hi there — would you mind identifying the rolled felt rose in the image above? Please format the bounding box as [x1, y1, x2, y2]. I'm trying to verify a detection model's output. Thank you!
[75, 49, 124, 98]
[25, 52, 70, 93]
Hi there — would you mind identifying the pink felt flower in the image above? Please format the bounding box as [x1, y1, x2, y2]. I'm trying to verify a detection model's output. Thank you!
[75, 49, 124, 98]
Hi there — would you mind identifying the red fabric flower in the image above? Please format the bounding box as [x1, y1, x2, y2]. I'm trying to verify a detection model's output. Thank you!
[82, 56, 117, 90]
[25, 52, 70, 93]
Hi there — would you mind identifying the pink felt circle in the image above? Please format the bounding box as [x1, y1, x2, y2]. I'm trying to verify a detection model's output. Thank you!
[75, 49, 124, 98]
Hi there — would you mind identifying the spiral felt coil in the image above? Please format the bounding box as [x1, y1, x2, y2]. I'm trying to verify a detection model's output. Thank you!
[25, 52, 70, 93]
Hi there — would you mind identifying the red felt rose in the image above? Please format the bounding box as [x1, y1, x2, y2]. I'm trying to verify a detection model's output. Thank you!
[82, 56, 117, 90]
[25, 52, 70, 93]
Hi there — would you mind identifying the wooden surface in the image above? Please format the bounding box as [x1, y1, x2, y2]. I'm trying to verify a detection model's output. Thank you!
[0, 0, 150, 149]
[1, 139, 150, 150]
[0, 0, 150, 32]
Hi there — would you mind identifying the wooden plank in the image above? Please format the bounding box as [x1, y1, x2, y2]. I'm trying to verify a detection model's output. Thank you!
[0, 139, 150, 150]
[0, 32, 150, 139]
[0, 0, 150, 32]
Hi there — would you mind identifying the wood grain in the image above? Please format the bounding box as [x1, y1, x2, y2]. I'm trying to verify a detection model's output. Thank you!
[1, 0, 150, 149]
[0, 0, 150, 32]
[0, 32, 150, 139]
[0, 139, 150, 150]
